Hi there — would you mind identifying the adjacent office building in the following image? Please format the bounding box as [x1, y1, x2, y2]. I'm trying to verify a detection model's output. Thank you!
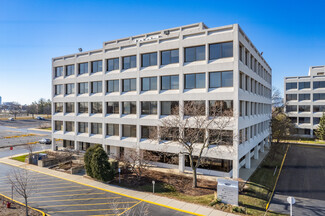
[51, 23, 272, 178]
[284, 66, 325, 137]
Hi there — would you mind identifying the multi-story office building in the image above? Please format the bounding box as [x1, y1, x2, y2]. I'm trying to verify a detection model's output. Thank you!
[51, 22, 272, 178]
[284, 65, 325, 137]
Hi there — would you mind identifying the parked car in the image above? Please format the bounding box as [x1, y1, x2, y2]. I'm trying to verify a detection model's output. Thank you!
[36, 116, 45, 120]
[8, 118, 14, 121]
[39, 138, 51, 145]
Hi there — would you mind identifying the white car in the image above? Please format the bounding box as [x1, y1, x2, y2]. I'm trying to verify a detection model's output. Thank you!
[39, 138, 51, 145]
[8, 118, 14, 121]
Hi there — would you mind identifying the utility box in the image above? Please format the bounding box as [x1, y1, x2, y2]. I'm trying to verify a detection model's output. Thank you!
[217, 178, 238, 206]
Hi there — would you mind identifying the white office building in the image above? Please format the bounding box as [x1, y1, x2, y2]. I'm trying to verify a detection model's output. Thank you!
[284, 66, 325, 137]
[51, 23, 272, 178]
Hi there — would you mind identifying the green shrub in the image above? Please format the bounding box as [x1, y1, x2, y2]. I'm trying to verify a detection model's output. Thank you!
[91, 147, 115, 182]
[84, 144, 101, 177]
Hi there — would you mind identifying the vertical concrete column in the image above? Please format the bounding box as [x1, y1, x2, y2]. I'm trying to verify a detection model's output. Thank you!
[179, 153, 185, 172]
[74, 140, 79, 151]
[103, 59, 107, 74]
[51, 138, 56, 151]
[137, 124, 141, 143]
[245, 152, 251, 169]
[88, 61, 91, 75]
[232, 159, 239, 179]
[260, 140, 265, 153]
[254, 146, 259, 160]
[157, 100, 161, 119]
[119, 124, 123, 140]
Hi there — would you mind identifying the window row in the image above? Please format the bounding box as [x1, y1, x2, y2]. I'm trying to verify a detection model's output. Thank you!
[55, 121, 233, 145]
[239, 72, 271, 98]
[286, 93, 325, 101]
[286, 81, 325, 90]
[286, 105, 325, 113]
[239, 44, 271, 84]
[54, 42, 234, 78]
[54, 71, 233, 96]
[239, 120, 270, 144]
[239, 101, 271, 116]
[289, 117, 320, 125]
[54, 100, 234, 116]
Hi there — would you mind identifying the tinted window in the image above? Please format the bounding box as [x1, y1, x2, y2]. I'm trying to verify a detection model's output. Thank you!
[313, 81, 325, 89]
[299, 105, 310, 112]
[107, 58, 119, 71]
[141, 52, 157, 67]
[91, 102, 102, 114]
[209, 71, 233, 88]
[91, 60, 102, 73]
[66, 65, 75, 76]
[184, 46, 205, 62]
[313, 105, 325, 112]
[299, 82, 310, 89]
[298, 94, 310, 101]
[185, 73, 205, 89]
[107, 80, 119, 93]
[122, 102, 136, 114]
[78, 82, 88, 94]
[161, 75, 179, 90]
[66, 84, 75, 94]
[286, 82, 297, 90]
[209, 42, 233, 60]
[78, 102, 88, 113]
[123, 79, 136, 92]
[184, 101, 205, 116]
[161, 101, 179, 115]
[313, 93, 325, 100]
[107, 124, 119, 136]
[141, 101, 157, 115]
[141, 77, 157, 91]
[107, 102, 119, 114]
[55, 67, 63, 77]
[286, 105, 297, 112]
[122, 125, 136, 137]
[91, 81, 102, 93]
[209, 100, 233, 116]
[161, 50, 179, 65]
[122, 55, 136, 69]
[79, 63, 88, 74]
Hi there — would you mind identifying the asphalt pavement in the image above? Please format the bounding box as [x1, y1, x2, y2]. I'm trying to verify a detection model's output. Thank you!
[269, 144, 325, 216]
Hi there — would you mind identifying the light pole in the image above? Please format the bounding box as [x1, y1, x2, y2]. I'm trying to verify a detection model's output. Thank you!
[287, 196, 295, 216]
[152, 180, 155, 193]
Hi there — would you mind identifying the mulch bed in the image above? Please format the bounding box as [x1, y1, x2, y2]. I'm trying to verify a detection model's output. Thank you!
[0, 195, 42, 216]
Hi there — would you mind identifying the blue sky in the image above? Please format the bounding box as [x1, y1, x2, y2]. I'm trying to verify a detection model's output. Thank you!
[1, 0, 325, 104]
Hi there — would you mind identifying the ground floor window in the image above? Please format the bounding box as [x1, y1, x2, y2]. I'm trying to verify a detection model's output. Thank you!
[142, 150, 179, 165]
[63, 140, 74, 149]
[78, 142, 98, 151]
[185, 155, 232, 172]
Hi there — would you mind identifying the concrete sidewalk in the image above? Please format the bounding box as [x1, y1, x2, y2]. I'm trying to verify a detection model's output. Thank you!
[0, 156, 236, 216]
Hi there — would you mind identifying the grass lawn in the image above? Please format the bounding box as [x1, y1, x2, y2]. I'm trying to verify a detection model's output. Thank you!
[11, 151, 47, 162]
[40, 127, 52, 131]
[276, 139, 325, 144]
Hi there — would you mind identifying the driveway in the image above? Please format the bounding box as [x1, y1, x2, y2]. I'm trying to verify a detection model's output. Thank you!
[269, 144, 325, 216]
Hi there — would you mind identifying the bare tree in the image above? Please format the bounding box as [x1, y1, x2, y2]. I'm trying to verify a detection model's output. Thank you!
[158, 101, 233, 188]
[7, 168, 37, 216]
[8, 102, 22, 119]
[272, 87, 283, 108]
[26, 102, 38, 118]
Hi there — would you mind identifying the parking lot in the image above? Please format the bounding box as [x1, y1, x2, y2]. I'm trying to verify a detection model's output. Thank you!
[0, 163, 195, 216]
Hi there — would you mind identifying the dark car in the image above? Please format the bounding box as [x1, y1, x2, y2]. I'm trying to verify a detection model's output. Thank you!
[39, 138, 51, 145]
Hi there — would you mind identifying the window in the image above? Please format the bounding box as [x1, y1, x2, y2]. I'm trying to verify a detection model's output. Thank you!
[161, 49, 179, 65]
[66, 84, 75, 95]
[314, 118, 320, 125]
[107, 102, 119, 114]
[299, 82, 310, 89]
[141, 101, 157, 115]
[122, 55, 136, 69]
[122, 102, 136, 114]
[107, 124, 119, 136]
[141, 52, 157, 67]
[161, 75, 179, 90]
[161, 101, 179, 115]
[299, 105, 310, 112]
[286, 82, 297, 90]
[313, 105, 325, 112]
[209, 130, 233, 146]
[209, 42, 233, 60]
[78, 82, 88, 94]
[78, 102, 88, 113]
[184, 128, 205, 143]
[286, 105, 297, 112]
[184, 45, 205, 62]
[184, 101, 205, 116]
[239, 72, 244, 89]
[141, 126, 157, 139]
[66, 121, 74, 132]
[91, 60, 102, 73]
[209, 71, 233, 88]
[184, 73, 205, 89]
[299, 117, 310, 124]
[54, 103, 63, 113]
[286, 94, 297, 101]
[313, 93, 325, 101]
[91, 81, 102, 93]
[78, 122, 88, 133]
[245, 50, 249, 66]
[239, 45, 244, 62]
[55, 121, 63, 131]
[289, 117, 297, 124]
[91, 123, 102, 134]
[65, 102, 74, 113]
[107, 58, 119, 71]
[78, 63, 88, 75]
[66, 65, 75, 76]
[122, 125, 136, 137]
[107, 80, 119, 93]
[55, 66, 63, 77]
[55, 85, 63, 95]
[141, 77, 157, 91]
[209, 100, 233, 116]
[313, 81, 325, 89]
[122, 79, 136, 92]
[91, 102, 102, 114]
[298, 94, 310, 101]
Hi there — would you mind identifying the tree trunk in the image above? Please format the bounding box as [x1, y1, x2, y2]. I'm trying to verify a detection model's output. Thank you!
[25, 197, 28, 216]
[192, 168, 197, 188]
